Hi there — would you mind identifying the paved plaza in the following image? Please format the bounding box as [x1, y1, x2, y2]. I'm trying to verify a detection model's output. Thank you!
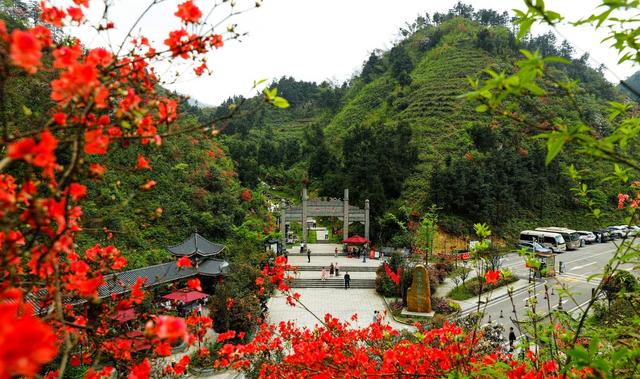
[268, 243, 412, 330]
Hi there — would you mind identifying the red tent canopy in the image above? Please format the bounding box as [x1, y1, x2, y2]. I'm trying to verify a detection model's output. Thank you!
[162, 289, 208, 303]
[110, 308, 137, 323]
[342, 235, 370, 245]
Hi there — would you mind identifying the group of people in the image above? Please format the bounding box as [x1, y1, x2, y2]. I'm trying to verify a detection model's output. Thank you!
[320, 263, 341, 280]
[372, 310, 386, 325]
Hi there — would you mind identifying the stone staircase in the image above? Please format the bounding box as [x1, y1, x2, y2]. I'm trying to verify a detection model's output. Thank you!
[290, 278, 376, 289]
[291, 265, 378, 272]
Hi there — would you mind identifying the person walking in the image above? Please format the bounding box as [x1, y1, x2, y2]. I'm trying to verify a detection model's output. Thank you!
[300, 244, 304, 254]
[321, 267, 327, 282]
[329, 263, 334, 276]
[334, 247, 338, 257]
[508, 327, 517, 352]
[335, 262, 339, 277]
[344, 271, 351, 289]
[373, 310, 378, 323]
[307, 246, 311, 263]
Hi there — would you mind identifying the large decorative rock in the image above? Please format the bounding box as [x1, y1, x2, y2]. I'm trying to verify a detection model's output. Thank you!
[407, 264, 432, 313]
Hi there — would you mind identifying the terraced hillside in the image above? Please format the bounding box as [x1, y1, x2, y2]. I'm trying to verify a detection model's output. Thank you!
[209, 10, 623, 238]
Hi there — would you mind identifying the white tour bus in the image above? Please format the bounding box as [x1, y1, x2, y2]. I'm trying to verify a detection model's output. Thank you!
[519, 230, 567, 253]
[535, 227, 581, 250]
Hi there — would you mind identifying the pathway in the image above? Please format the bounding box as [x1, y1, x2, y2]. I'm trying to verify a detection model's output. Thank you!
[268, 243, 412, 330]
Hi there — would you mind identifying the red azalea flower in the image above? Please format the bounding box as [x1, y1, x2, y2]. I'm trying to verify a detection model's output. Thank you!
[175, 0, 202, 23]
[187, 278, 202, 291]
[136, 154, 151, 170]
[176, 256, 192, 268]
[10, 30, 42, 74]
[484, 270, 501, 284]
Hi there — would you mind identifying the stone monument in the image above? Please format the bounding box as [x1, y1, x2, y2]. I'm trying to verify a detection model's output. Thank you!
[407, 264, 432, 313]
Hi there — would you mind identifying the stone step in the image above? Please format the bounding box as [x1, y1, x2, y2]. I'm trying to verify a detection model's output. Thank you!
[290, 278, 376, 289]
[289, 266, 378, 272]
[288, 252, 349, 256]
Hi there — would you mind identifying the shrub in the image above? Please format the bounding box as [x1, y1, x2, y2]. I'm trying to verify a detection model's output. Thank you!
[447, 275, 518, 300]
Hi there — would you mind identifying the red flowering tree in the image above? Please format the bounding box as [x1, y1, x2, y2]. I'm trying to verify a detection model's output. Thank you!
[0, 0, 290, 377]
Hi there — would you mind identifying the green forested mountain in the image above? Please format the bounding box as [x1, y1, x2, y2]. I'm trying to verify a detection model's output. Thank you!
[205, 4, 624, 240]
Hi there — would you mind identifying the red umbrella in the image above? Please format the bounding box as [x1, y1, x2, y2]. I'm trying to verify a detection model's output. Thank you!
[162, 288, 208, 303]
[342, 235, 370, 245]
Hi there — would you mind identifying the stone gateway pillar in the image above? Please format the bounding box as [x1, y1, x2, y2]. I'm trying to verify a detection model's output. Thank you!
[407, 265, 432, 313]
[343, 188, 349, 241]
[364, 199, 370, 241]
[302, 188, 308, 244]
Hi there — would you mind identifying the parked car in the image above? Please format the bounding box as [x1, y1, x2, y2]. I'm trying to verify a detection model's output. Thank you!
[628, 225, 640, 235]
[577, 231, 596, 244]
[516, 241, 553, 254]
[593, 229, 611, 243]
[606, 226, 625, 239]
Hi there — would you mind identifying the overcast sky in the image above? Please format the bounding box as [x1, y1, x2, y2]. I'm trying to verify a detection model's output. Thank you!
[73, 0, 638, 106]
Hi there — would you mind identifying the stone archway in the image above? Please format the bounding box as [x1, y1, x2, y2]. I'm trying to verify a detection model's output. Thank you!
[279, 188, 369, 245]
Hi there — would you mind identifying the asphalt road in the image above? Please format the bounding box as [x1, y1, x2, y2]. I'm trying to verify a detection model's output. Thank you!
[464, 239, 637, 335]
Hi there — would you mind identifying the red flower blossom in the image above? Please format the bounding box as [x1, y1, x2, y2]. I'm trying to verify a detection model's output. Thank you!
[618, 193, 629, 209]
[147, 316, 187, 342]
[484, 270, 501, 284]
[176, 256, 193, 268]
[89, 163, 107, 177]
[210, 34, 224, 49]
[67, 6, 84, 22]
[140, 180, 156, 191]
[158, 98, 177, 122]
[175, 0, 202, 23]
[52, 112, 67, 126]
[384, 263, 401, 286]
[136, 154, 151, 170]
[127, 358, 151, 379]
[0, 302, 58, 377]
[187, 278, 202, 291]
[85, 128, 110, 154]
[240, 189, 252, 202]
[69, 182, 87, 201]
[39, 2, 66, 27]
[10, 29, 42, 73]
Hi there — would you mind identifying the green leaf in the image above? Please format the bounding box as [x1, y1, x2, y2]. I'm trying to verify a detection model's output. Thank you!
[272, 97, 290, 109]
[22, 105, 32, 117]
[545, 134, 567, 165]
[475, 104, 488, 113]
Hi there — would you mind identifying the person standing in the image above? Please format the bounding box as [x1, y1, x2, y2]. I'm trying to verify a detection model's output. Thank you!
[373, 310, 378, 323]
[335, 262, 339, 277]
[321, 267, 327, 282]
[329, 263, 334, 276]
[307, 246, 311, 263]
[334, 247, 338, 257]
[344, 271, 351, 289]
[509, 327, 517, 352]
[300, 244, 304, 254]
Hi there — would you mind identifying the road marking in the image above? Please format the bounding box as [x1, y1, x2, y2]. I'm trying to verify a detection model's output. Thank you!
[561, 248, 616, 265]
[569, 262, 596, 271]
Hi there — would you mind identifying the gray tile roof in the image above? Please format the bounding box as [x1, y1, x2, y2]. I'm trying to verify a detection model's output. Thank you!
[167, 233, 225, 257]
[197, 259, 230, 276]
[98, 261, 197, 297]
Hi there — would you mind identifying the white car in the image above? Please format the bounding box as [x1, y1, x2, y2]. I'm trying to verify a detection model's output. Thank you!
[577, 231, 596, 244]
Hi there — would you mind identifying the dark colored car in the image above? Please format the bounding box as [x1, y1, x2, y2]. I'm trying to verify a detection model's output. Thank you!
[606, 226, 625, 239]
[516, 241, 553, 254]
[593, 229, 611, 242]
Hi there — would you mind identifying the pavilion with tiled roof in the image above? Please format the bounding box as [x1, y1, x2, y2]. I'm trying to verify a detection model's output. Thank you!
[97, 233, 229, 298]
